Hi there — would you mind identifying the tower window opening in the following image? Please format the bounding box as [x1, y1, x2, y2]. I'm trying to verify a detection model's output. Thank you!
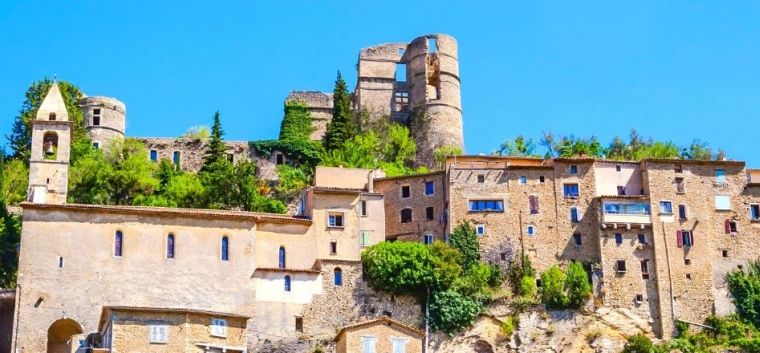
[48, 112, 56, 121]
[395, 63, 407, 82]
[42, 131, 58, 160]
[93, 108, 101, 126]
[428, 37, 438, 53]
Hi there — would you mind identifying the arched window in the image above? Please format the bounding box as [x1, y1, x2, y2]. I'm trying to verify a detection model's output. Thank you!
[48, 112, 56, 121]
[167, 234, 175, 259]
[114, 231, 123, 257]
[221, 236, 229, 261]
[43, 131, 58, 160]
[570, 207, 580, 223]
[278, 247, 286, 269]
[334, 267, 343, 286]
[284, 275, 292, 292]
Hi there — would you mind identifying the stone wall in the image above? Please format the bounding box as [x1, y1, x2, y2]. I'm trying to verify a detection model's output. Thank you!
[337, 319, 423, 353]
[285, 91, 333, 141]
[80, 96, 126, 147]
[373, 172, 446, 242]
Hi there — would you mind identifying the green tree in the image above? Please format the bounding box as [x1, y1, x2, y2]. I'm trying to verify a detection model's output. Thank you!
[496, 135, 539, 157]
[362, 241, 442, 296]
[323, 71, 356, 151]
[429, 289, 482, 333]
[727, 261, 760, 326]
[0, 202, 21, 287]
[8, 79, 89, 163]
[433, 145, 463, 170]
[279, 101, 314, 141]
[540, 265, 569, 309]
[622, 334, 655, 353]
[519, 276, 538, 299]
[201, 111, 227, 172]
[1, 158, 28, 205]
[566, 261, 592, 308]
[275, 165, 310, 201]
[449, 221, 480, 270]
[182, 125, 210, 140]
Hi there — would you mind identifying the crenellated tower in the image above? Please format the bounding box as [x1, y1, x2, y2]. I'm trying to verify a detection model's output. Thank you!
[27, 82, 72, 204]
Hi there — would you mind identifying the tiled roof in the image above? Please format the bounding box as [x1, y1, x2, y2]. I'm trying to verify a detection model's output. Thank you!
[254, 267, 321, 274]
[98, 306, 251, 329]
[643, 159, 745, 166]
[336, 316, 425, 340]
[373, 171, 445, 182]
[21, 202, 311, 225]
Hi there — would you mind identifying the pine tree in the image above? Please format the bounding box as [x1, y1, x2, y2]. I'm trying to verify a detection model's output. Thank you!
[323, 71, 356, 151]
[201, 111, 227, 172]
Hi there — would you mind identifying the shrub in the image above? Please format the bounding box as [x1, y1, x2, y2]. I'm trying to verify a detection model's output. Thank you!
[487, 263, 506, 288]
[566, 261, 591, 308]
[508, 254, 535, 289]
[622, 334, 655, 353]
[519, 276, 538, 299]
[362, 241, 440, 296]
[449, 221, 480, 270]
[540, 265, 568, 309]
[501, 315, 518, 338]
[675, 320, 690, 337]
[727, 261, 760, 326]
[429, 289, 482, 333]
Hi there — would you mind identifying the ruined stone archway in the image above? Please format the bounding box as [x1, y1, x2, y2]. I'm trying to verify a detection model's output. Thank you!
[47, 319, 83, 353]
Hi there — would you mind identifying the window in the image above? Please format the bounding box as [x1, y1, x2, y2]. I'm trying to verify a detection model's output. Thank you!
[603, 202, 651, 215]
[330, 241, 337, 254]
[401, 185, 411, 198]
[725, 219, 738, 234]
[172, 151, 181, 167]
[400, 208, 413, 223]
[476, 224, 486, 236]
[468, 200, 504, 212]
[284, 275, 291, 292]
[676, 230, 693, 248]
[360, 231, 371, 247]
[635, 294, 644, 303]
[278, 247, 286, 269]
[659, 201, 673, 214]
[150, 150, 158, 162]
[563, 184, 580, 198]
[48, 112, 56, 121]
[423, 234, 433, 245]
[570, 207, 580, 223]
[92, 109, 101, 126]
[42, 131, 58, 160]
[573, 233, 582, 246]
[616, 165, 622, 172]
[722, 249, 729, 258]
[569, 165, 578, 174]
[92, 142, 99, 149]
[675, 177, 685, 193]
[167, 234, 175, 259]
[614, 233, 623, 245]
[360, 200, 368, 216]
[334, 268, 343, 286]
[275, 153, 284, 165]
[114, 231, 123, 257]
[226, 153, 234, 163]
[529, 195, 539, 214]
[751, 205, 760, 221]
[477, 174, 485, 183]
[295, 317, 303, 332]
[686, 273, 692, 280]
[715, 195, 731, 210]
[539, 176, 545, 183]
[149, 325, 168, 343]
[527, 226, 536, 236]
[675, 165, 683, 173]
[210, 318, 227, 337]
[221, 236, 229, 261]
[328, 213, 344, 227]
[685, 258, 691, 265]
[678, 205, 687, 220]
[395, 63, 407, 82]
[716, 169, 726, 184]
[58, 256, 64, 268]
[616, 260, 627, 273]
[519, 176, 527, 185]
[425, 181, 435, 195]
[428, 37, 438, 53]
[426, 207, 434, 220]
[637, 234, 646, 245]
[391, 338, 408, 353]
[361, 336, 377, 353]
[641, 260, 650, 280]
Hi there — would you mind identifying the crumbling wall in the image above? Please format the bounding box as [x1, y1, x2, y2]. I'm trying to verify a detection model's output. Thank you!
[286, 91, 333, 141]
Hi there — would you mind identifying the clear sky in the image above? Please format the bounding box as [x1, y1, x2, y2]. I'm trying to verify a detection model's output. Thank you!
[1, 1, 759, 166]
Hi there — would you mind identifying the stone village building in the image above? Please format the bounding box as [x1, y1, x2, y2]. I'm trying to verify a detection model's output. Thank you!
[4, 34, 760, 352]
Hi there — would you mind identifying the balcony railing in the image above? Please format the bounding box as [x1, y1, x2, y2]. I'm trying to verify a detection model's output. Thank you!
[602, 202, 652, 225]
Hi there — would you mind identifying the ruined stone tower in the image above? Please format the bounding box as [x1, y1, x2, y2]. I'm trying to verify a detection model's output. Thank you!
[355, 34, 464, 166]
[80, 96, 126, 148]
[27, 82, 71, 204]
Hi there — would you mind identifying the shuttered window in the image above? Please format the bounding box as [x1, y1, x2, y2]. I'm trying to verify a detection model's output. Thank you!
[529, 195, 539, 214]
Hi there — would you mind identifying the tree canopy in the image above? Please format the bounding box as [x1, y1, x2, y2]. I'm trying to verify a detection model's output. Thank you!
[323, 71, 356, 151]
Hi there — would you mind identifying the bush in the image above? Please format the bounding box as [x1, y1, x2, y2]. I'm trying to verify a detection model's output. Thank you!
[519, 276, 538, 299]
[487, 263, 506, 288]
[501, 315, 518, 338]
[540, 265, 568, 309]
[622, 334, 655, 353]
[727, 261, 760, 326]
[731, 338, 760, 352]
[566, 261, 591, 308]
[362, 241, 441, 296]
[508, 254, 535, 290]
[429, 289, 482, 333]
[449, 221, 480, 270]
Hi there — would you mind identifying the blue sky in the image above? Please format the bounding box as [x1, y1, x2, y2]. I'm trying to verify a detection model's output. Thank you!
[1, 1, 759, 165]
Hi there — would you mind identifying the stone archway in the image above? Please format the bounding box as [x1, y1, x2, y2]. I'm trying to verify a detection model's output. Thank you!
[47, 319, 83, 353]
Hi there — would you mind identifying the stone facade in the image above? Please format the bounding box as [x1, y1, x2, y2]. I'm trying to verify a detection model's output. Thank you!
[98, 307, 248, 353]
[285, 91, 333, 141]
[28, 83, 71, 204]
[80, 96, 126, 148]
[373, 172, 446, 242]
[335, 317, 424, 353]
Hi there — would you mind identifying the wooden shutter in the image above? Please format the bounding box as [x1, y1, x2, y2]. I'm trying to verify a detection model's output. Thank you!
[529, 195, 538, 214]
[690, 231, 695, 247]
[676, 230, 683, 248]
[725, 219, 731, 234]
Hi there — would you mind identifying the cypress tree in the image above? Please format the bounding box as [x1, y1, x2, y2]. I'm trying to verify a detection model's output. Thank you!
[323, 71, 356, 151]
[201, 111, 227, 172]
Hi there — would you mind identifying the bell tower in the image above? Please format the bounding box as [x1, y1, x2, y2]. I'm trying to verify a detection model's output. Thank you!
[27, 82, 72, 204]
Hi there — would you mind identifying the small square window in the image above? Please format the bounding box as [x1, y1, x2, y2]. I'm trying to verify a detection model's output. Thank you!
[635, 294, 644, 303]
[573, 233, 582, 246]
[715, 195, 731, 210]
[330, 241, 337, 255]
[401, 185, 411, 198]
[424, 181, 435, 195]
[519, 176, 527, 185]
[295, 317, 303, 332]
[722, 249, 729, 258]
[675, 177, 685, 193]
[476, 224, 486, 236]
[569, 165, 578, 174]
[149, 325, 168, 343]
[328, 213, 344, 227]
[400, 208, 413, 223]
[500, 252, 508, 261]
[686, 273, 692, 280]
[641, 260, 650, 280]
[675, 165, 683, 173]
[616, 260, 627, 273]
[92, 142, 100, 150]
[527, 226, 536, 236]
[715, 169, 726, 184]
[751, 205, 760, 221]
[617, 186, 626, 196]
[275, 153, 285, 165]
[638, 234, 646, 245]
[616, 165, 622, 172]
[659, 201, 673, 214]
[614, 233, 623, 245]
[423, 234, 433, 245]
[477, 174, 485, 183]
[210, 318, 227, 337]
[426, 206, 434, 220]
[539, 176, 545, 183]
[563, 184, 580, 198]
[684, 258, 691, 265]
[150, 150, 158, 162]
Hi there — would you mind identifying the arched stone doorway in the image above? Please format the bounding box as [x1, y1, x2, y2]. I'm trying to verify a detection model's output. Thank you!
[47, 319, 83, 353]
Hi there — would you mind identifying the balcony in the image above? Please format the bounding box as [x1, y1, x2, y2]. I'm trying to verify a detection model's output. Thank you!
[601, 201, 652, 227]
